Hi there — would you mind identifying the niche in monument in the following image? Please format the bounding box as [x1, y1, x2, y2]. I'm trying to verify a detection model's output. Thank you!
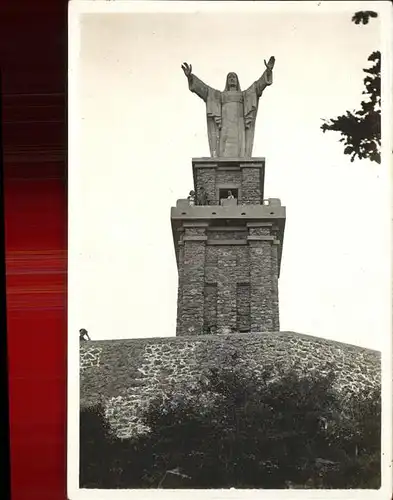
[219, 188, 238, 204]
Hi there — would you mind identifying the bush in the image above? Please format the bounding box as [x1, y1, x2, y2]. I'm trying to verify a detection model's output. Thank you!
[80, 365, 380, 489]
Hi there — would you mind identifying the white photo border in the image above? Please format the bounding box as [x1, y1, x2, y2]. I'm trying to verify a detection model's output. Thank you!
[67, 1, 393, 499]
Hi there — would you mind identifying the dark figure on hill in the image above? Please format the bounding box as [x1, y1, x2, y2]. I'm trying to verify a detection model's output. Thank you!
[80, 328, 91, 342]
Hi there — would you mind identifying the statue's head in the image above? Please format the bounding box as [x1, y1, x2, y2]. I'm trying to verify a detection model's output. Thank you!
[225, 72, 241, 91]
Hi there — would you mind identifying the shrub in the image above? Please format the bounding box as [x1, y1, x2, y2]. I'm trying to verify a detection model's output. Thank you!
[80, 365, 380, 489]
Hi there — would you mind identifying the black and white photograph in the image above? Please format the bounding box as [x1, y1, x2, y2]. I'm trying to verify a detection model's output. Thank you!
[67, 1, 392, 497]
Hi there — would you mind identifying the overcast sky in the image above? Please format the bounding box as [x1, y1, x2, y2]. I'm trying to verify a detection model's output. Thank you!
[68, 1, 391, 351]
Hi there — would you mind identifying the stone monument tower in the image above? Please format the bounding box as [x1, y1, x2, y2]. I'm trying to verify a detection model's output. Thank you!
[171, 58, 286, 336]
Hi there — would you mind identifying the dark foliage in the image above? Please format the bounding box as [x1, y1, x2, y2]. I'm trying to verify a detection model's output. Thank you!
[80, 366, 380, 489]
[79, 403, 154, 489]
[79, 403, 121, 488]
[352, 11, 378, 25]
[321, 11, 381, 164]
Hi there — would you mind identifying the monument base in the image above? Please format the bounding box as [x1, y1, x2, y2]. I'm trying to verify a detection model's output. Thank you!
[80, 331, 380, 439]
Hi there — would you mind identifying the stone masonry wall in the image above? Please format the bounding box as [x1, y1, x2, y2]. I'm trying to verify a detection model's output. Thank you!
[216, 170, 242, 201]
[196, 168, 216, 205]
[242, 167, 262, 204]
[176, 223, 280, 336]
[80, 332, 381, 440]
[236, 283, 251, 331]
[177, 225, 207, 336]
[203, 283, 217, 333]
[248, 224, 280, 332]
[195, 166, 262, 205]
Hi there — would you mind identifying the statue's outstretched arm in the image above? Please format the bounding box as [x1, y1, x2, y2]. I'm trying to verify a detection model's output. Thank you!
[249, 56, 275, 96]
[181, 62, 212, 102]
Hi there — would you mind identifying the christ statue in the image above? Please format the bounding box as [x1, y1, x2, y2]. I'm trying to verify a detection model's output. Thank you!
[181, 56, 275, 158]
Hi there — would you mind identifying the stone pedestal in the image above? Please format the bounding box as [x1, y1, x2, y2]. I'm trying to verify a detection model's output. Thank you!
[192, 157, 266, 206]
[171, 158, 285, 337]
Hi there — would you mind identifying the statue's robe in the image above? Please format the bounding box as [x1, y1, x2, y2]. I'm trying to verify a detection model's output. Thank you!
[188, 71, 272, 157]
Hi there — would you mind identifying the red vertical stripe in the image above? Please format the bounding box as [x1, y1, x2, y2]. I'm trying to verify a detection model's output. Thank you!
[1, 2, 67, 499]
